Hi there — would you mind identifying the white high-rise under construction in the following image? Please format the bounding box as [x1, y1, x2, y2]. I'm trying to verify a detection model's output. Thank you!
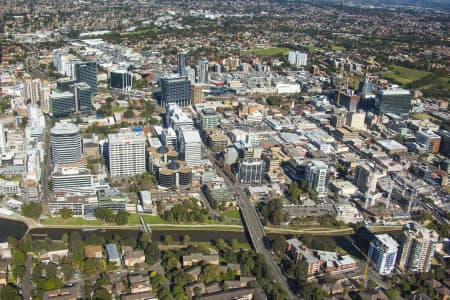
[108, 131, 146, 177]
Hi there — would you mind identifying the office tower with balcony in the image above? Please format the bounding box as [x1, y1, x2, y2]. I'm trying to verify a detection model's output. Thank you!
[376, 88, 411, 118]
[49, 91, 76, 118]
[160, 77, 192, 108]
[368, 234, 399, 275]
[73, 82, 92, 113]
[197, 58, 209, 84]
[75, 61, 97, 94]
[108, 132, 146, 177]
[177, 51, 189, 76]
[50, 122, 82, 165]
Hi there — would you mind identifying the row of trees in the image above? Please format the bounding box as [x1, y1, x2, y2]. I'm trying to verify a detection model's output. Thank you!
[259, 198, 289, 225]
[94, 208, 129, 225]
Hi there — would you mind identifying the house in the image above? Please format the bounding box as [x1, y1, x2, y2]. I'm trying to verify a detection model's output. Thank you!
[84, 245, 103, 258]
[128, 274, 151, 294]
[186, 265, 202, 280]
[42, 285, 78, 300]
[205, 283, 221, 294]
[123, 249, 145, 267]
[106, 244, 121, 266]
[40, 249, 69, 263]
[224, 276, 256, 290]
[185, 282, 206, 297]
[195, 287, 267, 300]
[120, 291, 156, 300]
[182, 253, 219, 267]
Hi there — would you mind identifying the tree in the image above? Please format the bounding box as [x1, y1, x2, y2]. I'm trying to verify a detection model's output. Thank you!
[61, 263, 74, 281]
[172, 284, 187, 300]
[70, 239, 85, 265]
[123, 109, 134, 118]
[385, 288, 398, 299]
[272, 235, 287, 254]
[94, 208, 115, 223]
[115, 210, 129, 225]
[182, 234, 191, 245]
[199, 264, 222, 284]
[0, 283, 21, 300]
[12, 265, 25, 278]
[43, 277, 63, 291]
[21, 202, 42, 219]
[144, 242, 161, 265]
[288, 181, 302, 203]
[82, 258, 105, 276]
[231, 238, 239, 251]
[93, 287, 112, 300]
[60, 208, 73, 219]
[267, 96, 282, 106]
[163, 234, 173, 245]
[45, 262, 57, 278]
[12, 250, 26, 266]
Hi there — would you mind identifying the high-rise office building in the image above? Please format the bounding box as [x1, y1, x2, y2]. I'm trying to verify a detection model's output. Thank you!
[198, 108, 219, 130]
[415, 131, 441, 154]
[50, 122, 82, 165]
[75, 61, 97, 94]
[73, 82, 92, 113]
[305, 160, 328, 194]
[288, 51, 308, 67]
[179, 128, 202, 167]
[108, 132, 146, 177]
[376, 88, 411, 118]
[109, 69, 133, 91]
[0, 123, 6, 155]
[436, 130, 450, 157]
[238, 159, 266, 184]
[398, 222, 439, 273]
[177, 51, 189, 76]
[368, 234, 399, 275]
[197, 58, 209, 84]
[358, 76, 373, 95]
[49, 91, 76, 118]
[185, 66, 196, 84]
[160, 77, 192, 108]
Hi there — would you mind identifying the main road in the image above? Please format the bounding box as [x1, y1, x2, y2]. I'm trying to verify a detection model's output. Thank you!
[208, 154, 296, 299]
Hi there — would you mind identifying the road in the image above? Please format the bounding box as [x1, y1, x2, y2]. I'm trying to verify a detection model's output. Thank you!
[22, 254, 33, 300]
[208, 153, 296, 299]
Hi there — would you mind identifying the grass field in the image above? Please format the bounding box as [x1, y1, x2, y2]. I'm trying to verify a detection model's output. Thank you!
[111, 106, 127, 113]
[331, 45, 345, 51]
[42, 217, 105, 226]
[128, 214, 167, 225]
[381, 65, 430, 85]
[411, 113, 440, 123]
[242, 47, 290, 56]
[220, 210, 241, 219]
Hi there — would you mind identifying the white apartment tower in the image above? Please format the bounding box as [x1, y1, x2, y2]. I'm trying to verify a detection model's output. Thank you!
[305, 160, 328, 194]
[288, 51, 308, 67]
[398, 222, 439, 273]
[108, 132, 146, 177]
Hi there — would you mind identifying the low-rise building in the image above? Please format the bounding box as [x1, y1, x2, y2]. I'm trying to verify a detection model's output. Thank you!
[182, 253, 219, 267]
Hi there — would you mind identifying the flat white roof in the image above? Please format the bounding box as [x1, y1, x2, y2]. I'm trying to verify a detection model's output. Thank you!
[377, 139, 407, 151]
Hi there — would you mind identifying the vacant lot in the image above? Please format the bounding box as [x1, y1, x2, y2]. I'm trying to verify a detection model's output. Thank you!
[242, 47, 290, 56]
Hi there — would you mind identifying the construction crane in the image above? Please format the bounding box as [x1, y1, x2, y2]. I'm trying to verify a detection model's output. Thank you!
[352, 241, 372, 288]
[336, 64, 345, 105]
